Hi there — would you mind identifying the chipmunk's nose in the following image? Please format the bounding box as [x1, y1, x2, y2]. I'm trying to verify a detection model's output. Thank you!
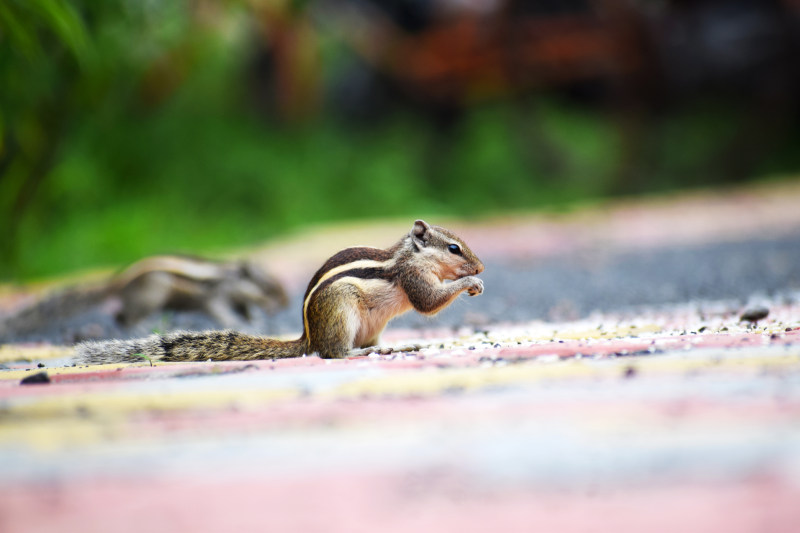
[474, 262, 484, 275]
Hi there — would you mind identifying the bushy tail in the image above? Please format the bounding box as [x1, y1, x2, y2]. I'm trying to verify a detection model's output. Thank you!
[75, 330, 308, 365]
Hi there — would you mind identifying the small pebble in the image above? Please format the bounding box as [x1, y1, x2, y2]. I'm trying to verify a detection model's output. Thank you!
[20, 372, 51, 385]
[740, 306, 769, 323]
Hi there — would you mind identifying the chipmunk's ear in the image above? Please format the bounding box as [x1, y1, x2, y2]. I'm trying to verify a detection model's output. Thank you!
[412, 219, 431, 247]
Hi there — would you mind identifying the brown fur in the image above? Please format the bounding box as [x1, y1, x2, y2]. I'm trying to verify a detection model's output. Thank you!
[75, 220, 484, 364]
[114, 257, 288, 327]
[0, 256, 288, 343]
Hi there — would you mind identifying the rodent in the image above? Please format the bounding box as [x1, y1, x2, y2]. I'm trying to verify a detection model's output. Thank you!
[76, 220, 484, 363]
[112, 255, 288, 327]
[0, 256, 288, 343]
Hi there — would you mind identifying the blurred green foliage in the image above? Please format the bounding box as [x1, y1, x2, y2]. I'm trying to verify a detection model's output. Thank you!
[1, 1, 798, 282]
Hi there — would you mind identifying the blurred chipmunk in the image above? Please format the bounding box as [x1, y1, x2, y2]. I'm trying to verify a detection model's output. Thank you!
[0, 255, 288, 340]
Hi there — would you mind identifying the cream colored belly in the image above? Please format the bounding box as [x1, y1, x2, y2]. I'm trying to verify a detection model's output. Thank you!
[351, 278, 412, 347]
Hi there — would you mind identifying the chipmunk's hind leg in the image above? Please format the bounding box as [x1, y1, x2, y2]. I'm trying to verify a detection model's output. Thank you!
[306, 284, 360, 359]
[116, 271, 173, 325]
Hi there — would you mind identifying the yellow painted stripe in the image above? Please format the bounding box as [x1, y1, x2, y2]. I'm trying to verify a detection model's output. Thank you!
[0, 387, 298, 450]
[3, 348, 797, 420]
[1, 348, 798, 449]
[0, 361, 169, 381]
[553, 324, 663, 340]
[328, 348, 800, 399]
[0, 345, 76, 364]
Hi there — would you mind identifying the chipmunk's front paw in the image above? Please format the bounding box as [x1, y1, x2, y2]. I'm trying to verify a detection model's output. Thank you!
[465, 277, 484, 296]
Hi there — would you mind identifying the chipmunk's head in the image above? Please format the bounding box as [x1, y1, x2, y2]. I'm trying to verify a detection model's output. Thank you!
[410, 219, 484, 281]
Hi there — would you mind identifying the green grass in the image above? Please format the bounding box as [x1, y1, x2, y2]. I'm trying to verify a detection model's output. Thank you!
[3, 1, 800, 283]
[4, 84, 616, 281]
[5, 71, 800, 282]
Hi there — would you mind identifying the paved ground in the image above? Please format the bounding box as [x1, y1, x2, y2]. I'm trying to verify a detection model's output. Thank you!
[5, 184, 800, 344]
[1, 182, 800, 532]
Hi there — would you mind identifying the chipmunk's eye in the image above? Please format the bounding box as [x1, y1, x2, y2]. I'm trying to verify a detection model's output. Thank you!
[448, 244, 462, 255]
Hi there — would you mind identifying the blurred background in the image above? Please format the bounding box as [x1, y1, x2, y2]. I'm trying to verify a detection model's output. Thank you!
[2, 0, 799, 282]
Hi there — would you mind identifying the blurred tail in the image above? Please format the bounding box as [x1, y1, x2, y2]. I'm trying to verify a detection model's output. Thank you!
[75, 330, 308, 365]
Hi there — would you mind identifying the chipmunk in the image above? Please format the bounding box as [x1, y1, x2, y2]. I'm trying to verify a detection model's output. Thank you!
[76, 220, 484, 363]
[0, 256, 288, 342]
[111, 255, 288, 327]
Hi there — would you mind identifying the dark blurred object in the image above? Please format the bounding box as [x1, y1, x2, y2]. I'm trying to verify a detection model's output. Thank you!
[321, 0, 799, 112]
[0, 255, 288, 344]
[248, 0, 322, 122]
[320, 0, 646, 119]
[313, 0, 800, 186]
[19, 372, 51, 385]
[657, 0, 798, 97]
[739, 305, 770, 323]
[636, 0, 800, 188]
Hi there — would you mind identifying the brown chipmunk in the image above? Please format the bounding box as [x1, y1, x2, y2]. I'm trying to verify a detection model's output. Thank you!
[0, 256, 288, 342]
[112, 255, 288, 327]
[76, 220, 484, 363]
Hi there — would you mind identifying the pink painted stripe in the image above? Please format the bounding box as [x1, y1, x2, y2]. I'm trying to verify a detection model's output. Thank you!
[0, 472, 796, 533]
[499, 329, 800, 359]
[1, 329, 797, 398]
[76, 394, 800, 444]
